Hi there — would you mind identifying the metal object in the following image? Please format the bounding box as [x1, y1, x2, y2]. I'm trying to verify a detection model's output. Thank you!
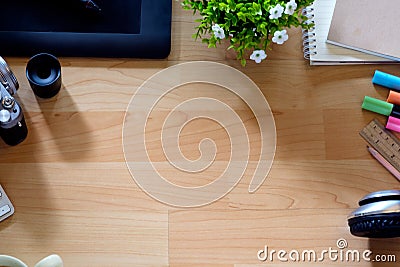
[0, 56, 28, 145]
[358, 189, 400, 205]
[0, 110, 11, 123]
[0, 56, 19, 95]
[2, 96, 15, 109]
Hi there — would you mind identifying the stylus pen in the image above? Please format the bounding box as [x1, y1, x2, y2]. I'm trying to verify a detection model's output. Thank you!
[79, 0, 102, 13]
[367, 146, 400, 182]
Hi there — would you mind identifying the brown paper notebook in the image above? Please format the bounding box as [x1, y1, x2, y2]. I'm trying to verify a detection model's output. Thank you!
[327, 0, 400, 61]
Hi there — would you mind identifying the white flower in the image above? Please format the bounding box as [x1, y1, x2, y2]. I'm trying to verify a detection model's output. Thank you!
[212, 24, 221, 32]
[285, 0, 298, 15]
[212, 24, 225, 39]
[253, 28, 258, 37]
[269, 4, 284, 19]
[250, 50, 267, 63]
[272, 30, 289, 45]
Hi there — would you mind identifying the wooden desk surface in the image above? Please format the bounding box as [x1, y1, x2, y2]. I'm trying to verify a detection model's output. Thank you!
[1, 2, 400, 266]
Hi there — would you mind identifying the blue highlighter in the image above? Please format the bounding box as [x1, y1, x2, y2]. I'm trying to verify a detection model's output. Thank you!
[372, 70, 400, 92]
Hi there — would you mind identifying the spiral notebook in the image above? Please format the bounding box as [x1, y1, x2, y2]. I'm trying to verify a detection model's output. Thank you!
[302, 0, 394, 65]
[327, 0, 400, 62]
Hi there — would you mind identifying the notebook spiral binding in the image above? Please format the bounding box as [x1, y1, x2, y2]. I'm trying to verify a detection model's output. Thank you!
[302, 6, 317, 60]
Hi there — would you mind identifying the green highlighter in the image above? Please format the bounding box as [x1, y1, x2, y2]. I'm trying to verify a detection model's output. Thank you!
[362, 96, 394, 116]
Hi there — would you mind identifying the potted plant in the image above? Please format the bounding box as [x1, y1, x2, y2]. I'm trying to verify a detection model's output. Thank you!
[180, 0, 315, 65]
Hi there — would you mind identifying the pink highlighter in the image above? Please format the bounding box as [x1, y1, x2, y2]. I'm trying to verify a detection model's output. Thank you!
[386, 116, 400, 132]
[386, 91, 400, 132]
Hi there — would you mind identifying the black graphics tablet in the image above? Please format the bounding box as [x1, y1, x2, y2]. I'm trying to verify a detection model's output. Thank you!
[0, 0, 171, 58]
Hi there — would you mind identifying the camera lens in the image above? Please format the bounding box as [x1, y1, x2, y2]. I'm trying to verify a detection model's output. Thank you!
[26, 53, 62, 98]
[0, 56, 19, 95]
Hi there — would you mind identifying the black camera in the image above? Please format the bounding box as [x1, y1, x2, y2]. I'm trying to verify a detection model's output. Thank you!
[0, 56, 28, 146]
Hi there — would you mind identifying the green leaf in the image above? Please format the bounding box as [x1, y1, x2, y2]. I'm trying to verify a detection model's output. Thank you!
[179, 0, 316, 65]
[237, 12, 246, 22]
[236, 3, 244, 9]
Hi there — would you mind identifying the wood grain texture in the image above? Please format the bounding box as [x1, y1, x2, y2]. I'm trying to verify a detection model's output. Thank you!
[1, 1, 400, 266]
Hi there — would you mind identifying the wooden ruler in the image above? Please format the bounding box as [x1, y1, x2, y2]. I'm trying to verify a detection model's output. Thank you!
[360, 119, 400, 172]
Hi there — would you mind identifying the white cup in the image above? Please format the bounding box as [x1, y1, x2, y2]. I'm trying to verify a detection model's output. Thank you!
[0, 255, 63, 267]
